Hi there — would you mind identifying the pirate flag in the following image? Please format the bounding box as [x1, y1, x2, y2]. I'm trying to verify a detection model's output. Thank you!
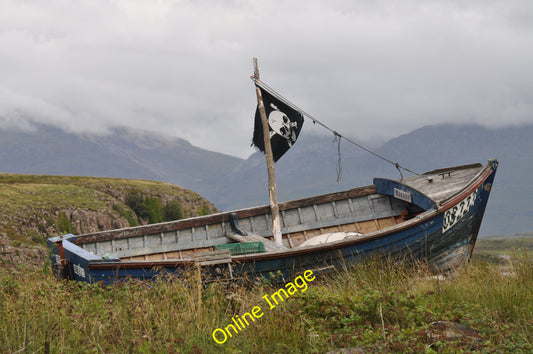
[252, 85, 304, 162]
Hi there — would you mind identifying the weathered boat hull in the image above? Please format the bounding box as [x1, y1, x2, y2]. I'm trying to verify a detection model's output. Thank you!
[47, 160, 498, 285]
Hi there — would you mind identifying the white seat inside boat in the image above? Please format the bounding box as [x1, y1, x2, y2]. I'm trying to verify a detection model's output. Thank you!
[298, 232, 363, 247]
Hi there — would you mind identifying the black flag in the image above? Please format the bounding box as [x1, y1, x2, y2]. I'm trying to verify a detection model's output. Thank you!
[252, 85, 304, 162]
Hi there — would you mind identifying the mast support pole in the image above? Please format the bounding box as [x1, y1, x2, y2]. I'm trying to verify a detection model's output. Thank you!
[252, 58, 283, 246]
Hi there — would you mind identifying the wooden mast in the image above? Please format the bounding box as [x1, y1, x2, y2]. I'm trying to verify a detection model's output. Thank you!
[252, 58, 283, 246]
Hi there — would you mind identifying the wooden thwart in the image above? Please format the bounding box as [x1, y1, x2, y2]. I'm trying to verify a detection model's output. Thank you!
[192, 249, 232, 266]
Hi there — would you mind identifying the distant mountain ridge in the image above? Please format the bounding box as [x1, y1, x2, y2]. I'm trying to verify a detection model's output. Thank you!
[1, 122, 532, 236]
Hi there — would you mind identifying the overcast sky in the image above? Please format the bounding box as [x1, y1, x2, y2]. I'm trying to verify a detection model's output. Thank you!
[1, 0, 532, 158]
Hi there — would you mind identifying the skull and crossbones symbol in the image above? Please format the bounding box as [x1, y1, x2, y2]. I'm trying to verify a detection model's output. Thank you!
[268, 103, 298, 146]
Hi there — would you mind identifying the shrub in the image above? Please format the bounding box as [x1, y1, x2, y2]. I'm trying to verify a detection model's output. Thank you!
[163, 200, 183, 221]
[126, 192, 149, 220]
[126, 192, 166, 224]
[112, 204, 139, 227]
[198, 204, 211, 216]
[144, 197, 163, 224]
[56, 211, 75, 234]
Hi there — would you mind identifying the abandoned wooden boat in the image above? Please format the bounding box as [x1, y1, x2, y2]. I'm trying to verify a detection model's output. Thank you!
[47, 159, 498, 285]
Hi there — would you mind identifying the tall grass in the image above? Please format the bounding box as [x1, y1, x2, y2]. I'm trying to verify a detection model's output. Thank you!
[1, 255, 531, 353]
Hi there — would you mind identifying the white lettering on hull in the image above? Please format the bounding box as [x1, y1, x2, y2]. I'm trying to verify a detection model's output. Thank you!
[73, 264, 86, 278]
[442, 189, 477, 233]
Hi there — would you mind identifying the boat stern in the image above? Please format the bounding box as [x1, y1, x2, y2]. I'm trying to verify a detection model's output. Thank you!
[47, 234, 117, 283]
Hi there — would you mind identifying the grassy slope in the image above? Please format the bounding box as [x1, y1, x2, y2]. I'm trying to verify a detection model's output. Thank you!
[0, 173, 215, 206]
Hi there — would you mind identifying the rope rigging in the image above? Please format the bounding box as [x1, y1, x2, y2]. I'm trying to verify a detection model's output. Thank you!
[253, 78, 420, 179]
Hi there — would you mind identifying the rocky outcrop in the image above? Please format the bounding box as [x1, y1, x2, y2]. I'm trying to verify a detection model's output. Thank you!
[68, 208, 130, 233]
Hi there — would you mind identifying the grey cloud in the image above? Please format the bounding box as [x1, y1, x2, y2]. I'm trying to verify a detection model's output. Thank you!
[1, 0, 532, 158]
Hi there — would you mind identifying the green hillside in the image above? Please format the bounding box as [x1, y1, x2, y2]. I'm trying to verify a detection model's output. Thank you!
[0, 173, 217, 267]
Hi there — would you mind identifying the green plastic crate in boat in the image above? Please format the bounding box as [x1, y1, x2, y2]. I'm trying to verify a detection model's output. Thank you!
[214, 242, 265, 255]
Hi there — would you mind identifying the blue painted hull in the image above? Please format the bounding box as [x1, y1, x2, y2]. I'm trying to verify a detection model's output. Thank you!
[48, 161, 497, 285]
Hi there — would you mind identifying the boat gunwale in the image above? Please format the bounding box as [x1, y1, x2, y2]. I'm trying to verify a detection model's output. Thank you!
[88, 162, 495, 269]
[437, 166, 493, 209]
[422, 162, 483, 176]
